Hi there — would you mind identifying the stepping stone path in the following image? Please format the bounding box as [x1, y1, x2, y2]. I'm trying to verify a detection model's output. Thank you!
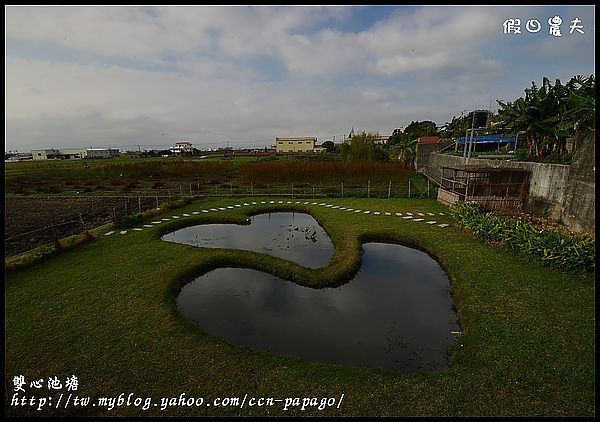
[104, 198, 450, 238]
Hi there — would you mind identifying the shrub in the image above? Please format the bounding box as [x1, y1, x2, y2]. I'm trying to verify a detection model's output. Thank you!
[450, 201, 595, 275]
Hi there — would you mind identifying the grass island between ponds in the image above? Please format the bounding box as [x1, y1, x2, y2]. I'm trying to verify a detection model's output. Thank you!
[5, 197, 595, 417]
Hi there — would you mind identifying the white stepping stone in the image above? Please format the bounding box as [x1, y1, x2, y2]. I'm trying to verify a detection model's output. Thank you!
[427, 213, 434, 216]
[192, 211, 199, 215]
[243, 203, 250, 206]
[278, 201, 283, 204]
[218, 207, 226, 210]
[120, 230, 127, 235]
[385, 212, 391, 216]
[235, 204, 242, 207]
[413, 218, 424, 222]
[295, 201, 300, 204]
[286, 201, 292, 204]
[151, 221, 162, 224]
[202, 210, 209, 213]
[355, 210, 361, 213]
[396, 212, 402, 216]
[417, 213, 425, 216]
[143, 225, 153, 228]
[439, 224, 450, 228]
[172, 216, 180, 219]
[340, 207, 346, 210]
[105, 231, 115, 236]
[311, 202, 317, 205]
[406, 212, 413, 216]
[210, 208, 218, 211]
[347, 208, 353, 211]
[332, 205, 340, 209]
[252, 202, 257, 204]
[162, 218, 170, 221]
[402, 216, 413, 219]
[374, 212, 380, 215]
[304, 202, 309, 204]
[326, 204, 333, 207]
[182, 213, 190, 217]
[269, 201, 274, 204]
[439, 212, 445, 215]
[427, 221, 437, 224]
[319, 203, 326, 206]
[227, 206, 234, 209]
[133, 228, 144, 231]
[261, 201, 266, 204]
[364, 211, 370, 214]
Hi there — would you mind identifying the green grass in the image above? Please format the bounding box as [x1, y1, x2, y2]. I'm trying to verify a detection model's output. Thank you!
[4, 197, 595, 416]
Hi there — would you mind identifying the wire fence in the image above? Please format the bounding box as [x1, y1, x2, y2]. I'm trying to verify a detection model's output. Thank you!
[5, 179, 438, 258]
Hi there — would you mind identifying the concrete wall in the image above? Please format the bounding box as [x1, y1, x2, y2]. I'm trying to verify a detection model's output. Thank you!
[560, 134, 595, 235]
[414, 142, 452, 173]
[421, 136, 595, 235]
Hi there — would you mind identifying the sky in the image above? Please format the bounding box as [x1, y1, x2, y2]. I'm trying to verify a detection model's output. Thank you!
[5, 5, 595, 152]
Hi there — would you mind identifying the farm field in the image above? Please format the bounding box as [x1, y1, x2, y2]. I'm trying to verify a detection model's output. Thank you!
[4, 196, 595, 417]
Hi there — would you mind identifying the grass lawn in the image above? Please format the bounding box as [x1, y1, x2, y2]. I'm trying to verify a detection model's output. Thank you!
[4, 197, 595, 416]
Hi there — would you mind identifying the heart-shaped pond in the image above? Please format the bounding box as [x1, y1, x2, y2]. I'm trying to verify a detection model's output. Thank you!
[161, 212, 333, 268]
[176, 240, 460, 373]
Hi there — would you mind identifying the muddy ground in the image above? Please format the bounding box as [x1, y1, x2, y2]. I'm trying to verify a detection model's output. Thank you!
[4, 196, 166, 258]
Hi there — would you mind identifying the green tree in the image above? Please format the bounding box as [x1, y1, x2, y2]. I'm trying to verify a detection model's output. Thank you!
[321, 140, 336, 153]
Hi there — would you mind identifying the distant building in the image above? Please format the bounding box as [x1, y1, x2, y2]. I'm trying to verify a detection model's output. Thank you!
[31, 148, 120, 160]
[275, 137, 318, 153]
[343, 128, 390, 144]
[170, 141, 193, 155]
[85, 148, 120, 159]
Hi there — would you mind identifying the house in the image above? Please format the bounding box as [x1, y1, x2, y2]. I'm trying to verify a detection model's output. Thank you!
[275, 137, 318, 153]
[415, 136, 441, 144]
[170, 141, 194, 155]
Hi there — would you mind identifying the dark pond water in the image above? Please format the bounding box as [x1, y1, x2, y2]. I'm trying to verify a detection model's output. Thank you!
[177, 242, 460, 373]
[161, 212, 333, 269]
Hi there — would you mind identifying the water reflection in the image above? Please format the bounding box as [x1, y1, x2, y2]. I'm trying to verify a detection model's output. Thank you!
[178, 242, 460, 373]
[161, 212, 333, 269]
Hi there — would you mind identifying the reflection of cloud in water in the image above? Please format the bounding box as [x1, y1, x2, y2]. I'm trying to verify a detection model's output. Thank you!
[162, 212, 333, 269]
[178, 243, 460, 373]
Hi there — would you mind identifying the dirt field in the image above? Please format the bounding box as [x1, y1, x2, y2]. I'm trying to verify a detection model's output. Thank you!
[4, 195, 164, 258]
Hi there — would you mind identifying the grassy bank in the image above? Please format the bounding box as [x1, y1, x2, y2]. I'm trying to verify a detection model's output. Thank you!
[4, 197, 595, 416]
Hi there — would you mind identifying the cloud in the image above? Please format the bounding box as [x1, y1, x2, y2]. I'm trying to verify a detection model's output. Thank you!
[5, 5, 595, 152]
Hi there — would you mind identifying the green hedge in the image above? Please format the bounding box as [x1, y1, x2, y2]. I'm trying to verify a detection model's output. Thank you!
[450, 201, 595, 275]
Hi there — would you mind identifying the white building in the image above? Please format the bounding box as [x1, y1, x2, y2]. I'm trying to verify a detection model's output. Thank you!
[31, 148, 119, 160]
[170, 141, 194, 155]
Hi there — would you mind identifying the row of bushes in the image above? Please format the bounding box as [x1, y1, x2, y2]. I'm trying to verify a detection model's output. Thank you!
[450, 201, 595, 275]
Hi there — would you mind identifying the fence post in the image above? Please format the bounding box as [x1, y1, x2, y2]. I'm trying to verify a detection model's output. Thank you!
[189, 183, 192, 195]
[112, 207, 117, 225]
[388, 180, 392, 199]
[197, 181, 200, 195]
[230, 180, 233, 196]
[341, 181, 344, 198]
[50, 222, 60, 248]
[156, 195, 159, 208]
[427, 179, 430, 197]
[79, 213, 90, 237]
[367, 180, 370, 198]
[408, 179, 411, 198]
